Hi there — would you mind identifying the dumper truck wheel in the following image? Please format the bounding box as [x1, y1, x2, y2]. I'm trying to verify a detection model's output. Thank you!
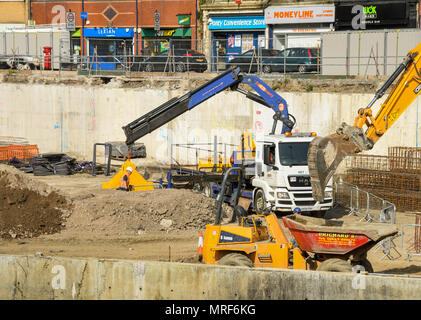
[254, 189, 266, 214]
[317, 258, 352, 272]
[352, 259, 374, 273]
[218, 253, 253, 268]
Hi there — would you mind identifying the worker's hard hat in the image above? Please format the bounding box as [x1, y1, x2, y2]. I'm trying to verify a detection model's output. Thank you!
[293, 207, 302, 213]
[126, 167, 133, 173]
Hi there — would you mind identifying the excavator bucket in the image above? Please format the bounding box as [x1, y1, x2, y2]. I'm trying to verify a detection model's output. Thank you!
[308, 132, 362, 202]
[102, 159, 154, 191]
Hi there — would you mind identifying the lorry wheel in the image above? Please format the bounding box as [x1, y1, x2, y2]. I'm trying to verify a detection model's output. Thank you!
[218, 253, 253, 268]
[352, 259, 374, 273]
[203, 182, 212, 198]
[254, 189, 266, 214]
[317, 258, 352, 272]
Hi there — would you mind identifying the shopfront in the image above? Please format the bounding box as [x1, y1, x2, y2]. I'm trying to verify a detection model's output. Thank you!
[334, 0, 418, 30]
[141, 27, 192, 56]
[264, 5, 335, 49]
[84, 27, 134, 70]
[208, 16, 266, 70]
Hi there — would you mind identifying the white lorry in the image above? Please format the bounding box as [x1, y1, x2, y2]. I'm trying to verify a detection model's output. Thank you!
[252, 133, 332, 213]
[122, 67, 333, 214]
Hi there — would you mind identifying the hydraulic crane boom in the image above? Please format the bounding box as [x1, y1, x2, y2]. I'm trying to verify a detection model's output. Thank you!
[308, 41, 421, 202]
[123, 67, 296, 145]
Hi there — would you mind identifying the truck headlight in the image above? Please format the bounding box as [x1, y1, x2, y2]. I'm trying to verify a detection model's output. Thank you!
[277, 192, 290, 199]
[324, 191, 333, 199]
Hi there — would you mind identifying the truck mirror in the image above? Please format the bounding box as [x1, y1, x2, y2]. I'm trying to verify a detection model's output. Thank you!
[256, 162, 263, 175]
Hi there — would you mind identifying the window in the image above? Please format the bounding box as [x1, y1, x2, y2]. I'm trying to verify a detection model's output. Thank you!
[278, 142, 310, 166]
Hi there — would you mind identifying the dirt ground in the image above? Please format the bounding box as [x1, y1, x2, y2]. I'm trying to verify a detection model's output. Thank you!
[0, 163, 420, 274]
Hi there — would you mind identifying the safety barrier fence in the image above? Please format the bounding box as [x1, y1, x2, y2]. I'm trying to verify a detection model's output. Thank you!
[401, 212, 421, 261]
[334, 179, 400, 260]
[0, 145, 39, 161]
[0, 43, 408, 76]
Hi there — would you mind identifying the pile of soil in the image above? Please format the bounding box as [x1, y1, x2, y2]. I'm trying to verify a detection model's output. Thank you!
[0, 165, 70, 239]
[63, 188, 231, 236]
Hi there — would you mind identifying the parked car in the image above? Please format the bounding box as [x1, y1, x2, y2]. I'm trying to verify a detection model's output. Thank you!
[225, 49, 280, 73]
[262, 47, 320, 74]
[142, 49, 207, 73]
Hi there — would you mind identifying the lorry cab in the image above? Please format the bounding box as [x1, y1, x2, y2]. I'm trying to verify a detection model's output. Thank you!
[252, 132, 333, 213]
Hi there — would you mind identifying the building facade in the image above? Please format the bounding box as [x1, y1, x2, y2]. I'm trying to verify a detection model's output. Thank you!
[264, 0, 335, 50]
[334, 0, 419, 31]
[29, 0, 198, 60]
[201, 0, 268, 70]
[138, 0, 198, 55]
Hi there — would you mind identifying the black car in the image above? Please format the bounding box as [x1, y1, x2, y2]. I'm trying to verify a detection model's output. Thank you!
[142, 49, 207, 73]
[262, 47, 320, 74]
[225, 49, 280, 73]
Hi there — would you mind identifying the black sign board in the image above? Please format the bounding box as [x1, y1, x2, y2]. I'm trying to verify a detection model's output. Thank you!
[334, 1, 414, 30]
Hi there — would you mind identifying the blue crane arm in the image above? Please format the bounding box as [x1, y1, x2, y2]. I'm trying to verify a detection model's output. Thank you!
[123, 67, 294, 145]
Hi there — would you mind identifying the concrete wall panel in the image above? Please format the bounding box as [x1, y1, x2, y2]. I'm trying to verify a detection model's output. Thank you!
[0, 83, 420, 164]
[0, 254, 420, 300]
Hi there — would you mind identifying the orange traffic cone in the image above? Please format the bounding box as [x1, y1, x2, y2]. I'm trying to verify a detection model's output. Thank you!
[197, 231, 204, 262]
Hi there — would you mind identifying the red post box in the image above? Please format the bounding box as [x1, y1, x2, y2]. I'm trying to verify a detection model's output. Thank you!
[43, 46, 52, 70]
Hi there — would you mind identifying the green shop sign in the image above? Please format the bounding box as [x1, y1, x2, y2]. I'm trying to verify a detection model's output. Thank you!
[142, 28, 191, 37]
[177, 15, 191, 26]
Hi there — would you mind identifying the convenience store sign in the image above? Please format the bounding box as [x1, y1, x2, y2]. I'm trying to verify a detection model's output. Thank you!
[209, 16, 266, 30]
[265, 6, 335, 24]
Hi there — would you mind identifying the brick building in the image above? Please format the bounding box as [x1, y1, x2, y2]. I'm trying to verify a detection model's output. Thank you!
[29, 0, 199, 58]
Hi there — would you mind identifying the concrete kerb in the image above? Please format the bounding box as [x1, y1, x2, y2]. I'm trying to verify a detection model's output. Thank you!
[0, 254, 421, 300]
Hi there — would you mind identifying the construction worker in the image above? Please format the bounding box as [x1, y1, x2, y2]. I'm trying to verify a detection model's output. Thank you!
[117, 166, 133, 191]
[293, 207, 302, 215]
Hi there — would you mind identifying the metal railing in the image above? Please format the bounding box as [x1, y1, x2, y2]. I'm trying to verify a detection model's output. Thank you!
[1, 38, 409, 77]
[334, 178, 400, 260]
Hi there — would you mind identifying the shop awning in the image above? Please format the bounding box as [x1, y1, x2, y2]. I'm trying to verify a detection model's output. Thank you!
[72, 29, 81, 37]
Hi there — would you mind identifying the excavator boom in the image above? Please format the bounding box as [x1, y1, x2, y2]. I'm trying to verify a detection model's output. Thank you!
[308, 42, 421, 202]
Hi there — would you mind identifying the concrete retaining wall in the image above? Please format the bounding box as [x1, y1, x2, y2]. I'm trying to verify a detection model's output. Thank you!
[1, 254, 421, 300]
[0, 82, 420, 164]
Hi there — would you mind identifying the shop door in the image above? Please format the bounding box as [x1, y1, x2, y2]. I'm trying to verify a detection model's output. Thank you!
[115, 39, 133, 70]
[212, 34, 227, 71]
[89, 39, 115, 70]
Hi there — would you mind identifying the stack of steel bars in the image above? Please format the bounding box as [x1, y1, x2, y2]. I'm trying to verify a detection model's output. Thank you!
[343, 147, 421, 212]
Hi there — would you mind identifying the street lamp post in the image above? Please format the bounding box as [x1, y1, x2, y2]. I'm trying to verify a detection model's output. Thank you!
[81, 0, 85, 57]
[135, 0, 138, 56]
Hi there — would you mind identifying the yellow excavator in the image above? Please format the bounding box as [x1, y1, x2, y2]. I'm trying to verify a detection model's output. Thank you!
[308, 42, 421, 202]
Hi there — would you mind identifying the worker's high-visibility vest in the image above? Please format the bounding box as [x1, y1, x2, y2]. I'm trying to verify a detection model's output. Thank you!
[120, 173, 130, 189]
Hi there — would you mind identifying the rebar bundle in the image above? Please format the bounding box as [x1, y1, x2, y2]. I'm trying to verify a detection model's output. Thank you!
[343, 147, 421, 212]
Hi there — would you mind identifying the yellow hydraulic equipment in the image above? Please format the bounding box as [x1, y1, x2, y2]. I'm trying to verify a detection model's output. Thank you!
[102, 159, 154, 191]
[202, 213, 311, 270]
[198, 155, 229, 172]
[308, 41, 421, 202]
[197, 132, 256, 172]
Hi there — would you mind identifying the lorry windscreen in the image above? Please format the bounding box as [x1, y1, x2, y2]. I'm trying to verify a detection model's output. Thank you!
[278, 142, 309, 166]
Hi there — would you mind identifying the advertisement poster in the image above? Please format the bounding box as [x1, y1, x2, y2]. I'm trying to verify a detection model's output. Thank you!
[235, 35, 241, 47]
[241, 34, 253, 53]
[258, 35, 265, 48]
[228, 36, 235, 48]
